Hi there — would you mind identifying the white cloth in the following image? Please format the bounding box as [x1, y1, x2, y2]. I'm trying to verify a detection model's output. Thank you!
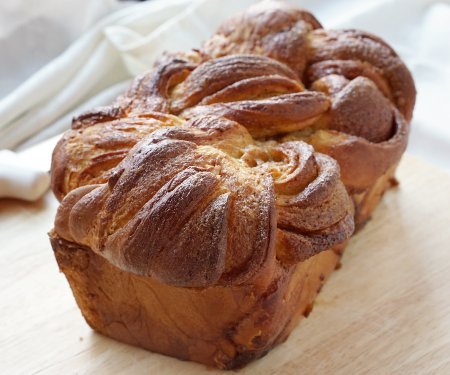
[0, 0, 128, 100]
[0, 150, 50, 201]
[1, 0, 449, 200]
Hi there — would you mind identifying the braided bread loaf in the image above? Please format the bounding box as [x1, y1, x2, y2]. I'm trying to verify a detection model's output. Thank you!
[49, 0, 415, 369]
[50, 114, 353, 368]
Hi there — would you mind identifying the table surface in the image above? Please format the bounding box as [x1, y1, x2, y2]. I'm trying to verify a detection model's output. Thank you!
[1, 154, 450, 375]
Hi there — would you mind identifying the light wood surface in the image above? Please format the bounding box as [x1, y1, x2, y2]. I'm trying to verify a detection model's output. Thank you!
[1, 154, 450, 375]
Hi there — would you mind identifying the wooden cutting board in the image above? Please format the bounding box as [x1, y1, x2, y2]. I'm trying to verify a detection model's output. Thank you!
[1, 154, 450, 375]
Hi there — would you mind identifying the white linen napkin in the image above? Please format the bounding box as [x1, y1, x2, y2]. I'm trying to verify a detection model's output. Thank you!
[0, 150, 51, 201]
[0, 0, 128, 99]
[1, 0, 449, 201]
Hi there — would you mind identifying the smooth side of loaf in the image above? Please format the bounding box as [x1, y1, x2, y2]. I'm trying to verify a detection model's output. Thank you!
[51, 233, 344, 369]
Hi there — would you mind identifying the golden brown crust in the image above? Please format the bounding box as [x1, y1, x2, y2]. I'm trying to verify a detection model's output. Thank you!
[169, 55, 300, 113]
[113, 52, 410, 200]
[306, 29, 416, 121]
[53, 1, 415, 209]
[54, 116, 354, 287]
[203, 0, 322, 76]
[283, 109, 408, 194]
[50, 112, 183, 201]
[202, 1, 415, 122]
[199, 1, 414, 210]
[99, 14, 414, 204]
[49, 1, 416, 369]
[182, 91, 330, 138]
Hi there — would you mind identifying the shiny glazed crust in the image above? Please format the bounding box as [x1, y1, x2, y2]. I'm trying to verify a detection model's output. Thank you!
[79, 0, 413, 223]
[52, 1, 415, 223]
[202, 0, 415, 224]
[49, 0, 415, 369]
[53, 115, 354, 287]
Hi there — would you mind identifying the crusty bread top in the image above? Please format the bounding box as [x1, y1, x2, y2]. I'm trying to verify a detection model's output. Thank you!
[203, 0, 415, 121]
[54, 115, 354, 287]
[51, 0, 416, 287]
[102, 1, 414, 192]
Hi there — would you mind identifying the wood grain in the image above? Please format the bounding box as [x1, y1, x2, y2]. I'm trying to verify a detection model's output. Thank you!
[1, 154, 450, 374]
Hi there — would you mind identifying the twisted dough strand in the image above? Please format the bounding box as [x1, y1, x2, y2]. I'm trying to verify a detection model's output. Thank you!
[54, 116, 353, 287]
